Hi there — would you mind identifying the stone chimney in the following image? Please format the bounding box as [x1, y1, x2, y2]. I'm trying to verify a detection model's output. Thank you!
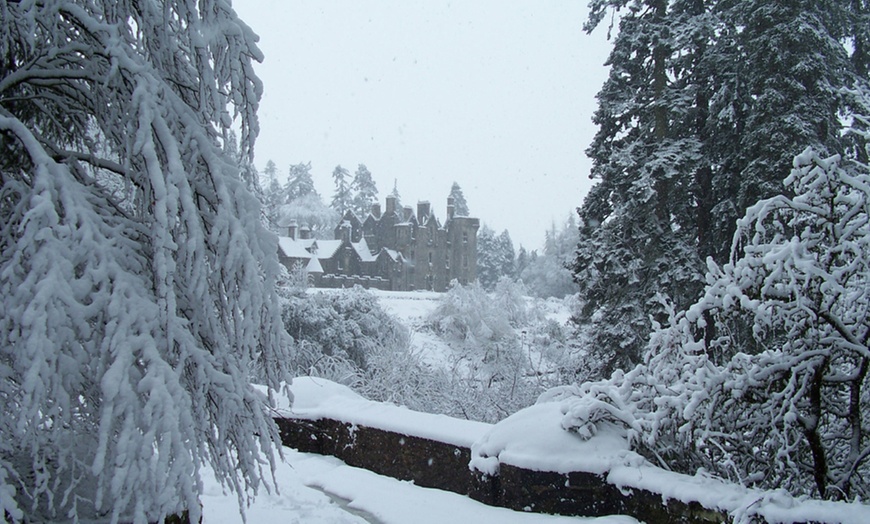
[447, 197, 455, 220]
[299, 226, 311, 240]
[385, 195, 397, 216]
[371, 202, 381, 219]
[287, 219, 298, 240]
[403, 206, 413, 222]
[340, 221, 352, 243]
[417, 201, 431, 223]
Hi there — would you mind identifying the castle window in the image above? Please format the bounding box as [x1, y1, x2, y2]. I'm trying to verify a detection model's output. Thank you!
[463, 231, 469, 244]
[428, 252, 433, 264]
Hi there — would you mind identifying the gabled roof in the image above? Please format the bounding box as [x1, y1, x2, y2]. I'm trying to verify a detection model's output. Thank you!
[277, 236, 316, 258]
[353, 237, 377, 262]
[313, 239, 342, 259]
[377, 248, 403, 262]
[306, 256, 324, 273]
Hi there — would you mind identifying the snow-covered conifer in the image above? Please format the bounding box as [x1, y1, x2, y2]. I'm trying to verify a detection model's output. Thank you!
[351, 164, 378, 218]
[330, 164, 353, 215]
[285, 161, 317, 202]
[448, 182, 470, 217]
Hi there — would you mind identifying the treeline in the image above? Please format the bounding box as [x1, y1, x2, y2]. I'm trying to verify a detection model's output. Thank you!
[258, 160, 471, 239]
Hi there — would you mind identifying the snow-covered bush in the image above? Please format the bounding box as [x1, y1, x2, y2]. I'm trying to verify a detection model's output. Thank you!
[425, 280, 577, 422]
[279, 287, 457, 414]
[0, 2, 289, 522]
[553, 148, 870, 500]
[282, 287, 409, 373]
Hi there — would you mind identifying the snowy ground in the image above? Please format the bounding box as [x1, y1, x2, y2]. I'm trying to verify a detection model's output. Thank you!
[371, 290, 456, 368]
[201, 448, 638, 524]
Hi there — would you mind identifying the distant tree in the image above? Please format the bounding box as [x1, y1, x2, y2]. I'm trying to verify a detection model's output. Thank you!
[449, 181, 470, 216]
[0, 1, 290, 521]
[278, 193, 339, 239]
[516, 246, 530, 277]
[351, 163, 379, 217]
[262, 159, 285, 228]
[520, 215, 577, 299]
[390, 178, 402, 209]
[285, 161, 317, 201]
[476, 225, 499, 289]
[496, 230, 516, 280]
[330, 164, 353, 215]
[476, 225, 514, 289]
[224, 130, 263, 203]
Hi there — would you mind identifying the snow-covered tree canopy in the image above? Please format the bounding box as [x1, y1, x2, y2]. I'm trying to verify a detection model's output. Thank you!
[0, 1, 290, 522]
[557, 148, 870, 500]
[448, 181, 469, 217]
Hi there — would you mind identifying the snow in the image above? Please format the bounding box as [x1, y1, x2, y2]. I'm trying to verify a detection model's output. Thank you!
[252, 375, 870, 523]
[469, 401, 637, 476]
[352, 289, 457, 368]
[201, 447, 638, 524]
[277, 377, 490, 448]
[470, 395, 870, 524]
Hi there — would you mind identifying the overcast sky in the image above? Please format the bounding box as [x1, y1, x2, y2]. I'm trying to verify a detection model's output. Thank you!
[232, 0, 612, 250]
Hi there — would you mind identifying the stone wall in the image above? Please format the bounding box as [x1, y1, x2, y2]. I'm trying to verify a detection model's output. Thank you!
[275, 416, 728, 524]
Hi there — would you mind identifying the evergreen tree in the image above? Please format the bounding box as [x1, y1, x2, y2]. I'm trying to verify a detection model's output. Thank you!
[476, 225, 500, 289]
[262, 159, 285, 229]
[285, 161, 317, 202]
[572, 0, 870, 377]
[330, 164, 353, 215]
[449, 181, 470, 216]
[280, 193, 339, 239]
[521, 215, 578, 299]
[0, 1, 290, 521]
[351, 163, 379, 217]
[476, 226, 516, 289]
[516, 246, 530, 277]
[390, 178, 402, 209]
[496, 230, 516, 280]
[573, 0, 707, 376]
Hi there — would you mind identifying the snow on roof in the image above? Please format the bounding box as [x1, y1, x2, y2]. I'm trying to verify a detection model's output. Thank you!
[377, 248, 402, 262]
[306, 256, 324, 273]
[277, 236, 315, 258]
[353, 238, 376, 262]
[314, 239, 342, 258]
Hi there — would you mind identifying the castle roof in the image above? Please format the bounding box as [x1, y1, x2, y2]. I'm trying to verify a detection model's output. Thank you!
[306, 256, 324, 274]
[313, 239, 342, 258]
[277, 236, 315, 258]
[353, 237, 377, 262]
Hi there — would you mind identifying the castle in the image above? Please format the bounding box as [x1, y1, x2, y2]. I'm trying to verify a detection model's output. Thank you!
[277, 195, 479, 292]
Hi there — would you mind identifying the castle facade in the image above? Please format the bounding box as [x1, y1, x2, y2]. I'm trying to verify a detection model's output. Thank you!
[277, 196, 479, 292]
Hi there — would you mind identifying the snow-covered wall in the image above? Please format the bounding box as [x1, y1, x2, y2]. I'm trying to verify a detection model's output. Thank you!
[269, 378, 869, 524]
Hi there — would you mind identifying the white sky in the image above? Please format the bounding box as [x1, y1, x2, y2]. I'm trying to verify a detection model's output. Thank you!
[232, 0, 612, 250]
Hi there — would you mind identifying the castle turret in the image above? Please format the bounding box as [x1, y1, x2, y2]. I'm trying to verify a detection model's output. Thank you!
[417, 201, 431, 223]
